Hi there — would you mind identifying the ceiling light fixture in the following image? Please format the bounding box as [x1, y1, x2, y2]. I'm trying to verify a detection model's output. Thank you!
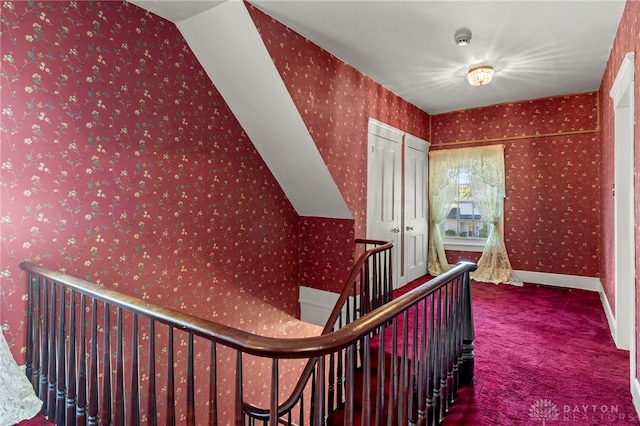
[467, 65, 494, 86]
[454, 29, 472, 46]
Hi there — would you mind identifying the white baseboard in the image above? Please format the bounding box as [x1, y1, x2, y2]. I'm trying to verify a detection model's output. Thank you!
[298, 286, 359, 328]
[512, 269, 601, 292]
[301, 271, 603, 327]
[632, 377, 640, 421]
[599, 286, 618, 347]
[299, 286, 339, 327]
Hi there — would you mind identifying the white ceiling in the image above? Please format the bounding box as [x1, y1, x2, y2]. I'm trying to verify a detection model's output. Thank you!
[132, 0, 626, 114]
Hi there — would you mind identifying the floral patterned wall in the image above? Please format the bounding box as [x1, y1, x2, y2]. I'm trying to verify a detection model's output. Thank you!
[0, 1, 307, 362]
[1, 0, 433, 382]
[431, 93, 601, 278]
[597, 0, 640, 378]
[248, 4, 431, 292]
[298, 217, 355, 292]
[0, 2, 434, 420]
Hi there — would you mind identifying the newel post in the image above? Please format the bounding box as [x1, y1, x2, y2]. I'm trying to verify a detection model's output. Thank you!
[459, 262, 476, 385]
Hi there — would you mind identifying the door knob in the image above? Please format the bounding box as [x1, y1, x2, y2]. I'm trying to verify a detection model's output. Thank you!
[391, 227, 400, 233]
[406, 226, 414, 231]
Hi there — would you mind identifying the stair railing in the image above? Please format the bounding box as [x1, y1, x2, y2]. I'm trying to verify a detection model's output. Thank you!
[21, 248, 476, 425]
[243, 238, 395, 422]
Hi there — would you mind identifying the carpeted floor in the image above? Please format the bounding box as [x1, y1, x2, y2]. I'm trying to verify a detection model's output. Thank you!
[14, 414, 53, 426]
[13, 279, 637, 426]
[422, 280, 640, 426]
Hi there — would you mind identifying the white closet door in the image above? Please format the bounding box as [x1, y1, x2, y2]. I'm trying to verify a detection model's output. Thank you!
[367, 120, 403, 288]
[404, 135, 429, 282]
[367, 119, 430, 289]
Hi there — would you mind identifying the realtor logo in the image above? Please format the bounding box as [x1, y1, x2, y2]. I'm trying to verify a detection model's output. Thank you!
[529, 399, 560, 425]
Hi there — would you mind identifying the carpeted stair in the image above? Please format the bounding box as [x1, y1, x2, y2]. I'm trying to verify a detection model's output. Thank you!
[326, 343, 418, 426]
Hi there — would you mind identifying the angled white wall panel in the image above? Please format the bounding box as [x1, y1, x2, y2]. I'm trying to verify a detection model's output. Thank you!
[175, 1, 352, 219]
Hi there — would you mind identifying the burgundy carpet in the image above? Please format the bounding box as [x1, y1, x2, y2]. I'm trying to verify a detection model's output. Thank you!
[14, 414, 53, 426]
[392, 279, 637, 426]
[14, 280, 637, 426]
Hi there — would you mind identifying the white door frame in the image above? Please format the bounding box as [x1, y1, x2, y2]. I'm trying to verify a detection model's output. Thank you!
[610, 52, 635, 379]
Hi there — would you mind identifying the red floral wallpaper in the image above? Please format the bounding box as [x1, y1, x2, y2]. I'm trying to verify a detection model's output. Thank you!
[0, 1, 434, 412]
[0, 2, 331, 422]
[432, 93, 601, 278]
[0, 2, 433, 420]
[248, 4, 431, 292]
[298, 217, 355, 292]
[597, 0, 640, 378]
[0, 1, 307, 357]
[432, 93, 598, 144]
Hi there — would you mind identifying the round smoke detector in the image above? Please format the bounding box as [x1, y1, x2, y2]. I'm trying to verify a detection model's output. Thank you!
[454, 29, 472, 46]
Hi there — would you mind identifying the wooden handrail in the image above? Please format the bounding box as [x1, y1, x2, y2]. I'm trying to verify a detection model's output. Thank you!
[21, 257, 471, 359]
[242, 259, 477, 424]
[243, 238, 395, 419]
[321, 238, 393, 334]
[21, 251, 477, 425]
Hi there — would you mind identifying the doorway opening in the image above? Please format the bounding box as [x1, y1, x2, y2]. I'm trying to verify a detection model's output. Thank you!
[610, 52, 635, 383]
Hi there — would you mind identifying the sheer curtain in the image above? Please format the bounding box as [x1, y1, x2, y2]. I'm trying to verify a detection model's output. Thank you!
[0, 331, 43, 425]
[427, 152, 458, 275]
[428, 145, 515, 283]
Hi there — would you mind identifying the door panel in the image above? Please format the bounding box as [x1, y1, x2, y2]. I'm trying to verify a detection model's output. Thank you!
[404, 136, 428, 282]
[367, 123, 403, 288]
[369, 137, 401, 228]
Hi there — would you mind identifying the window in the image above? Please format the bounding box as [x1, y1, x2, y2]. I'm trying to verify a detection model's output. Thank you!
[428, 144, 514, 283]
[440, 168, 489, 251]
